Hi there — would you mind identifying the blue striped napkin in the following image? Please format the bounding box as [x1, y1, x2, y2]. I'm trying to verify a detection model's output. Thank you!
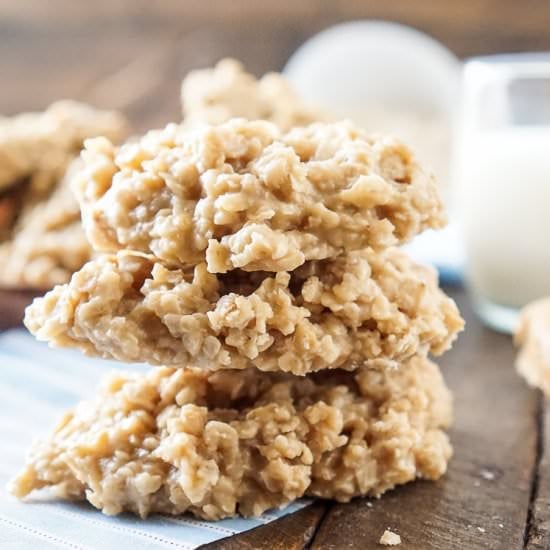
[0, 329, 310, 549]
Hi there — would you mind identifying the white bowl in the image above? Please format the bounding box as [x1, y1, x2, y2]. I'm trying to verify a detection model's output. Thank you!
[284, 20, 461, 119]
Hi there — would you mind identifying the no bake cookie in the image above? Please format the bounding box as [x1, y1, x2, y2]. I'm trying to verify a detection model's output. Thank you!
[0, 160, 91, 288]
[25, 247, 463, 374]
[11, 356, 452, 520]
[181, 58, 329, 131]
[73, 118, 445, 273]
[0, 100, 125, 194]
[0, 101, 126, 285]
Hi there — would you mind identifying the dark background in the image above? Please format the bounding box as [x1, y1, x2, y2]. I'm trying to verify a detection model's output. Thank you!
[2, 0, 549, 131]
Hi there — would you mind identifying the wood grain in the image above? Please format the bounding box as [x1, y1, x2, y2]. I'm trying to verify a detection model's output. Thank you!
[0, 289, 39, 330]
[200, 501, 328, 550]
[525, 399, 547, 549]
[2, 0, 550, 124]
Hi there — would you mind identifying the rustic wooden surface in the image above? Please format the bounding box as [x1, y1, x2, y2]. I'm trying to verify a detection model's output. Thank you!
[3, 0, 550, 131]
[1, 2, 549, 548]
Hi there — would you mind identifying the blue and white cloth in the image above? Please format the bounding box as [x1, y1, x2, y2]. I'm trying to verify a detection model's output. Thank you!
[0, 330, 309, 549]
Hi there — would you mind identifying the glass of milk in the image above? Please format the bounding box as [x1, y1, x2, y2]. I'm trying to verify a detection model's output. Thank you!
[456, 54, 550, 333]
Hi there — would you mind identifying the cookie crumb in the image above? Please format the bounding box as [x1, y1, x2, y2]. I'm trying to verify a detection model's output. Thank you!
[380, 529, 401, 546]
[480, 468, 496, 480]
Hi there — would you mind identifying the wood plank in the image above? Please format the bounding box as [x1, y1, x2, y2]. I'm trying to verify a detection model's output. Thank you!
[0, 23, 185, 117]
[4, 0, 550, 119]
[327, 0, 550, 56]
[3, 0, 550, 70]
[0, 289, 39, 330]
[525, 399, 547, 549]
[0, 0, 324, 24]
[310, 288, 539, 549]
[198, 501, 328, 550]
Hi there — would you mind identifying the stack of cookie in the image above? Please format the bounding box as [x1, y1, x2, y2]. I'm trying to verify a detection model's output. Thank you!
[11, 109, 463, 520]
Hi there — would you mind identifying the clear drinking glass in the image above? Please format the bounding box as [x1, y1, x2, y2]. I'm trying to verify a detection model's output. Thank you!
[455, 54, 550, 333]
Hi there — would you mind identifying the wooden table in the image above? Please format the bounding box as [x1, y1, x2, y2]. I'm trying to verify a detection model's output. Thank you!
[2, 2, 550, 547]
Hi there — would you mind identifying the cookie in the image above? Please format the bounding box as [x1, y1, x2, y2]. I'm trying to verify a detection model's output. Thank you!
[0, 100, 126, 196]
[73, 118, 445, 273]
[0, 160, 91, 288]
[181, 58, 329, 131]
[24, 247, 463, 374]
[11, 356, 452, 520]
[0, 101, 126, 284]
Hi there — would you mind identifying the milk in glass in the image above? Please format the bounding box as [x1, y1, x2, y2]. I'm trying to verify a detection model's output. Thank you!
[461, 127, 550, 305]
[458, 56, 550, 332]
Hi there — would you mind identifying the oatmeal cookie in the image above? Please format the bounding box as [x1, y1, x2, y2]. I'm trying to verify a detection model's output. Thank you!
[24, 247, 463, 374]
[0, 100, 126, 194]
[0, 100, 127, 240]
[181, 58, 329, 131]
[11, 356, 452, 520]
[515, 298, 550, 396]
[73, 118, 445, 273]
[0, 160, 91, 289]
